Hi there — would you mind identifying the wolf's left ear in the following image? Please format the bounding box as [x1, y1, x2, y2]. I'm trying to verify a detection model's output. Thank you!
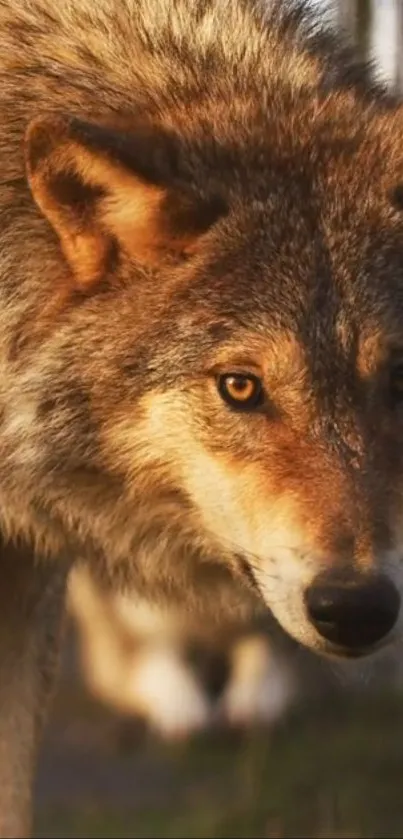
[25, 116, 226, 290]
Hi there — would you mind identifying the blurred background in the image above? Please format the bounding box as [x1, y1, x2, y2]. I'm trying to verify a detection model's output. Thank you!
[34, 3, 403, 837]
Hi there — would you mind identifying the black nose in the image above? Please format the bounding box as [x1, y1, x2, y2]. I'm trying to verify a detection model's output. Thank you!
[304, 572, 400, 651]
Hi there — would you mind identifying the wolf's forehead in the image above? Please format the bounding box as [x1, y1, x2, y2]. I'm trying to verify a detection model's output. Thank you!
[192, 205, 403, 328]
[187, 273, 388, 340]
[176, 296, 401, 374]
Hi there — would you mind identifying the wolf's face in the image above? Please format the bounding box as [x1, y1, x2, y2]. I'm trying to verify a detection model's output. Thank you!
[128, 206, 403, 657]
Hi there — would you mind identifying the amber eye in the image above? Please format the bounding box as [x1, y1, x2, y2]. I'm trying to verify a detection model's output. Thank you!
[217, 373, 263, 410]
[390, 363, 403, 404]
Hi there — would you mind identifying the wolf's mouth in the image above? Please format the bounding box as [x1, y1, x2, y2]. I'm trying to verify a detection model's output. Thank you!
[236, 554, 261, 594]
[319, 639, 389, 660]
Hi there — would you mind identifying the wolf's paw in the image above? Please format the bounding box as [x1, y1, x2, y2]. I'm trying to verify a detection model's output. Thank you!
[130, 646, 213, 739]
[218, 635, 296, 728]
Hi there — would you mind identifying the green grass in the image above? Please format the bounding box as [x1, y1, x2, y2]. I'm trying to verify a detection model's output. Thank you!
[34, 693, 403, 838]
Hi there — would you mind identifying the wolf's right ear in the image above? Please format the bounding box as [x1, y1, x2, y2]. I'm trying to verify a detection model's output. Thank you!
[25, 116, 226, 290]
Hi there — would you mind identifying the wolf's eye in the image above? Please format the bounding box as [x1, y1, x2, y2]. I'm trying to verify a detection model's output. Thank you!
[390, 364, 403, 404]
[217, 373, 263, 410]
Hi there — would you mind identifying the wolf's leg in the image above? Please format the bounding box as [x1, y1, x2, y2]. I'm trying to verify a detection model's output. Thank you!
[219, 632, 297, 728]
[0, 542, 67, 837]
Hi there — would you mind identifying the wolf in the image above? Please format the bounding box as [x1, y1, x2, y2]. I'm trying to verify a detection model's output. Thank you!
[1, 0, 403, 833]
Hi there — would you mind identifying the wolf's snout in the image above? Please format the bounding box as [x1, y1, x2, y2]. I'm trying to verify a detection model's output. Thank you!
[304, 572, 400, 653]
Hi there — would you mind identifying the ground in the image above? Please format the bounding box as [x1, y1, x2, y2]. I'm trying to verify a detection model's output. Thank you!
[34, 660, 403, 839]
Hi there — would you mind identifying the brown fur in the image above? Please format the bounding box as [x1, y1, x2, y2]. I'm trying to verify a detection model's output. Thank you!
[1, 0, 403, 832]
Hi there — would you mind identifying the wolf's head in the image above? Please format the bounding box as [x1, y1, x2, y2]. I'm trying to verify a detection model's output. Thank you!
[12, 2, 403, 658]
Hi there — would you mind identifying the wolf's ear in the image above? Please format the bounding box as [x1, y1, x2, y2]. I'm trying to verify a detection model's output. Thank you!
[25, 116, 226, 290]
